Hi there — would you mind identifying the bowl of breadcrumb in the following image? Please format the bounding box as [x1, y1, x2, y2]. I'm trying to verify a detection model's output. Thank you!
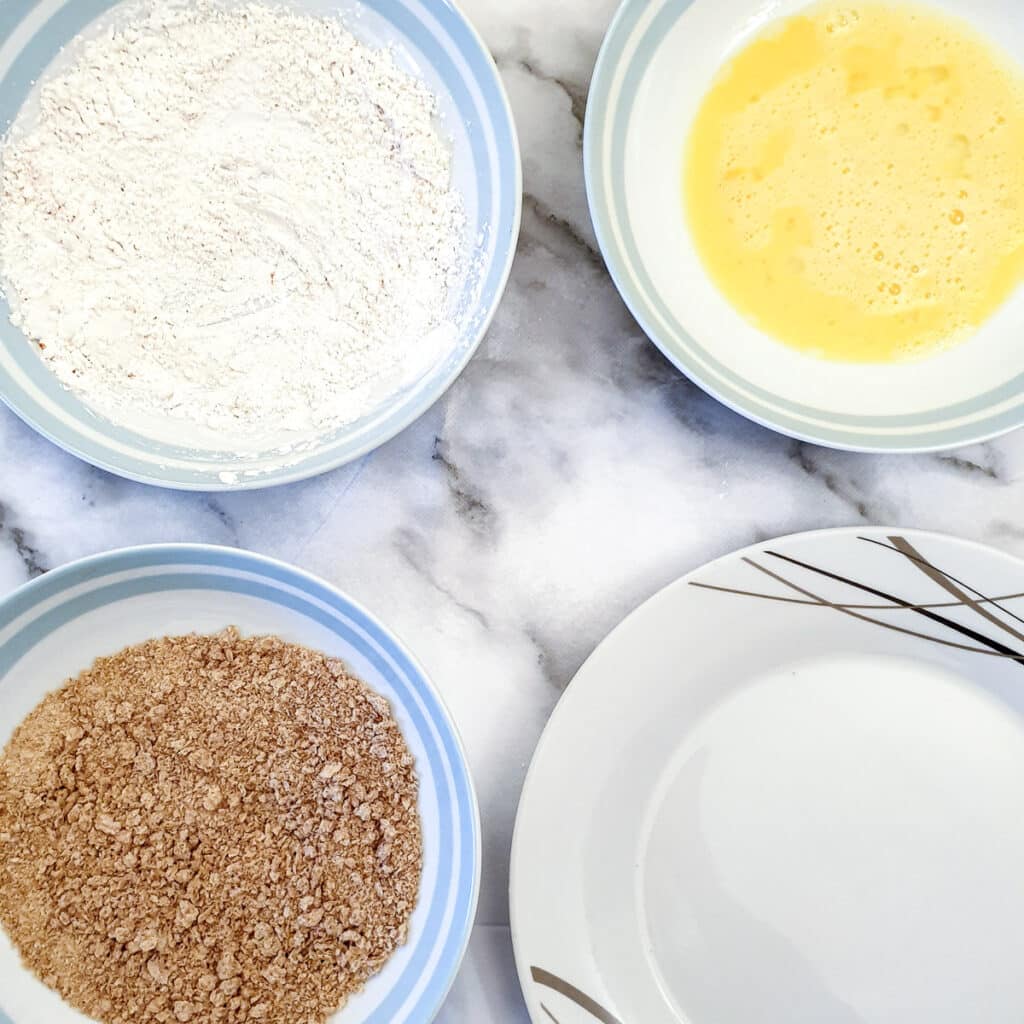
[0, 545, 480, 1024]
[0, 0, 520, 489]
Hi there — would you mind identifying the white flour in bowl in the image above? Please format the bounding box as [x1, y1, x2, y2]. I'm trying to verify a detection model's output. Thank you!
[0, 1, 466, 450]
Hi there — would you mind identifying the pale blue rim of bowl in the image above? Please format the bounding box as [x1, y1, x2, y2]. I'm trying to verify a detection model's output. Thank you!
[0, 544, 481, 1024]
[584, 0, 1024, 454]
[0, 0, 522, 490]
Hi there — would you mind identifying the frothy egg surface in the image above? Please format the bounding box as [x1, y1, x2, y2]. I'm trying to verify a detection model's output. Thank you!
[684, 3, 1024, 362]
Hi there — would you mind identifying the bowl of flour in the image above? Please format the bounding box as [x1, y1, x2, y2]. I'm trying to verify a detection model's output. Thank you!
[0, 0, 520, 488]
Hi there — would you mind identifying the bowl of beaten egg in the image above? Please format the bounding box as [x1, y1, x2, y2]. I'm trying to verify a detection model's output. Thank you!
[586, 0, 1024, 451]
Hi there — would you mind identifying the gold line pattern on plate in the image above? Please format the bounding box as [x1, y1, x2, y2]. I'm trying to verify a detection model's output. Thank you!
[883, 535, 1024, 640]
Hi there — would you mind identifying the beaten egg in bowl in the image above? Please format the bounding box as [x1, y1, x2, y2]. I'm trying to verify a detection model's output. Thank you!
[684, 2, 1024, 362]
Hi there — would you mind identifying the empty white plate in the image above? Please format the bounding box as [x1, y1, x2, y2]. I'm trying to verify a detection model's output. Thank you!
[511, 527, 1024, 1023]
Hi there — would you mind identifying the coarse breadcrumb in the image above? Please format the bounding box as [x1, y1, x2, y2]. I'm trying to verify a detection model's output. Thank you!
[0, 628, 421, 1024]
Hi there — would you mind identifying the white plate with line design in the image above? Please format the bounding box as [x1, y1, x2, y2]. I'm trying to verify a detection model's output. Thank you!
[512, 527, 1024, 1024]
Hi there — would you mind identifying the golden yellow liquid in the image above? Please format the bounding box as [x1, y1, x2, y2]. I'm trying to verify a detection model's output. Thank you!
[684, 3, 1024, 362]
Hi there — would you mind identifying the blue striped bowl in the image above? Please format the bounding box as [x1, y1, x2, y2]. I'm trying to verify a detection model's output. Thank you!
[0, 0, 521, 489]
[585, 0, 1024, 453]
[0, 545, 480, 1024]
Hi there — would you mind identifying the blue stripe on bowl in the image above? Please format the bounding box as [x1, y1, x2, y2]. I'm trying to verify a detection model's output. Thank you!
[584, 0, 1024, 453]
[0, 546, 480, 1024]
[0, 0, 39, 29]
[0, 0, 521, 489]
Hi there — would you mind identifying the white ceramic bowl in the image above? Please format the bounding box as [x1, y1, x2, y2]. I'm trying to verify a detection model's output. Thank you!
[0, 0, 521, 489]
[0, 545, 480, 1024]
[585, 0, 1024, 452]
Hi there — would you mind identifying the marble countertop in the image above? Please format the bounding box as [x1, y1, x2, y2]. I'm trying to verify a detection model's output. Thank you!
[4, 0, 1024, 1018]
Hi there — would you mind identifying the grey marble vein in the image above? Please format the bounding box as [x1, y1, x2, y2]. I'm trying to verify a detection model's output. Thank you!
[935, 448, 1004, 481]
[204, 497, 240, 541]
[433, 436, 498, 538]
[498, 53, 587, 131]
[393, 525, 492, 631]
[522, 194, 602, 263]
[0, 500, 47, 578]
[789, 442, 898, 523]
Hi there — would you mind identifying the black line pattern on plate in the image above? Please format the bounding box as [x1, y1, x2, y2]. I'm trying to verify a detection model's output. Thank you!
[690, 534, 1024, 665]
